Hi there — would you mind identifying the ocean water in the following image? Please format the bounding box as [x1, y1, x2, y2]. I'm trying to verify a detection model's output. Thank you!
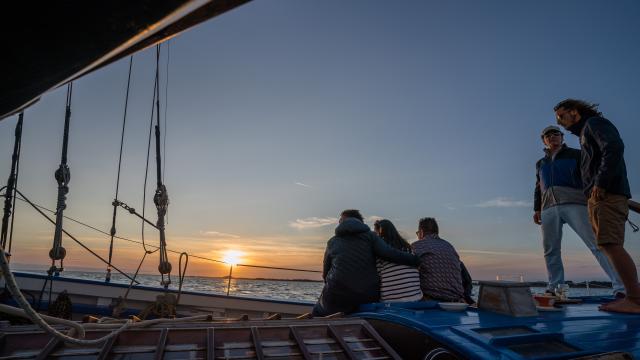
[56, 271, 615, 303]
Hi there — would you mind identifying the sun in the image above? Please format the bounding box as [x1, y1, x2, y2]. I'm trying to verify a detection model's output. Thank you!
[222, 250, 243, 266]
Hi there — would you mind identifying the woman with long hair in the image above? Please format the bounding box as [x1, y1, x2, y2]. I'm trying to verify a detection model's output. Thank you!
[374, 219, 423, 302]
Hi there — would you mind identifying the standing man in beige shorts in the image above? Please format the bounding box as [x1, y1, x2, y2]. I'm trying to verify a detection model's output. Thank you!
[555, 99, 640, 314]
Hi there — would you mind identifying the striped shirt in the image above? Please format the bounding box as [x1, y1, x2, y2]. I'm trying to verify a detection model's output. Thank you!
[376, 259, 423, 302]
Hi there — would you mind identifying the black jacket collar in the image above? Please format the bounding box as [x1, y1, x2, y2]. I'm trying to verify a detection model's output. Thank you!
[567, 118, 587, 136]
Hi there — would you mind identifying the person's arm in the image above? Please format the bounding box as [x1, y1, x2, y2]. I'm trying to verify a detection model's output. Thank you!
[589, 119, 625, 195]
[568, 148, 584, 190]
[534, 160, 542, 225]
[371, 234, 419, 266]
[322, 240, 333, 280]
[460, 261, 475, 304]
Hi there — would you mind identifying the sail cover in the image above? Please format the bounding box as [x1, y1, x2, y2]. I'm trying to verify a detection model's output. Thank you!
[0, 0, 251, 120]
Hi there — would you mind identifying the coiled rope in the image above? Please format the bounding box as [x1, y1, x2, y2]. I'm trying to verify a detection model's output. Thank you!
[1, 245, 212, 344]
[0, 246, 132, 345]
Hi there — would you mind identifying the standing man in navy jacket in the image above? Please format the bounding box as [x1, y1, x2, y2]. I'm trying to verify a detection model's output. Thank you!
[555, 99, 640, 314]
[534, 125, 622, 295]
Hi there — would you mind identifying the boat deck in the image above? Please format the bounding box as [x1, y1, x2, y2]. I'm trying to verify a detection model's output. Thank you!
[0, 318, 401, 359]
[356, 297, 640, 360]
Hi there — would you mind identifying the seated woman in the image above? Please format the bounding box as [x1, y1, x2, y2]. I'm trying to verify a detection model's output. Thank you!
[374, 219, 423, 302]
[313, 210, 419, 317]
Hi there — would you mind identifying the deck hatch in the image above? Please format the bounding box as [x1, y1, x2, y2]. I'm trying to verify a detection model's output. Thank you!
[506, 340, 580, 357]
[474, 326, 537, 338]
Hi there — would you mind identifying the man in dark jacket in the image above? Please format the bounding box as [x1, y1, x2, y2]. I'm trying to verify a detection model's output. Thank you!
[555, 99, 640, 314]
[312, 209, 419, 316]
[412, 217, 465, 302]
[534, 125, 622, 295]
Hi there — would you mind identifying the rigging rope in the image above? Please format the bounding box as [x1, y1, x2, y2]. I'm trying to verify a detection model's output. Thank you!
[13, 189, 141, 284]
[112, 249, 156, 318]
[6, 192, 322, 274]
[6, 114, 22, 256]
[163, 40, 170, 225]
[176, 252, 188, 305]
[151, 44, 172, 287]
[113, 200, 159, 230]
[50, 83, 74, 276]
[106, 56, 134, 282]
[141, 51, 159, 255]
[1, 112, 23, 257]
[163, 40, 170, 184]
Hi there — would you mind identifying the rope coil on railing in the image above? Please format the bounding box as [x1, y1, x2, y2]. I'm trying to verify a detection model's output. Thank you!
[1, 245, 215, 345]
[0, 246, 132, 345]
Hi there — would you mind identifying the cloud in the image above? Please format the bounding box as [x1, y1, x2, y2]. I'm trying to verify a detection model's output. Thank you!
[294, 182, 312, 188]
[289, 217, 338, 230]
[473, 197, 532, 208]
[200, 231, 241, 239]
[366, 215, 384, 223]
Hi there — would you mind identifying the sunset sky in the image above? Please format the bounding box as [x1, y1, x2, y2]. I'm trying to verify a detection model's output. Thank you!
[1, 1, 639, 283]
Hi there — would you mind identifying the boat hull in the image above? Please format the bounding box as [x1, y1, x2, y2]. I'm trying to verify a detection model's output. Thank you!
[1, 272, 313, 320]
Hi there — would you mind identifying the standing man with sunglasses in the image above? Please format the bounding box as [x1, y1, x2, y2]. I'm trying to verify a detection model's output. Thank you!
[555, 99, 639, 314]
[534, 125, 622, 297]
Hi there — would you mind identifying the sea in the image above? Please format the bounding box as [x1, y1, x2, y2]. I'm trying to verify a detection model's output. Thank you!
[56, 271, 615, 303]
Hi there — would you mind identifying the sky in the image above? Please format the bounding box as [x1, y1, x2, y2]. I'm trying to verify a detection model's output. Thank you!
[1, 0, 639, 283]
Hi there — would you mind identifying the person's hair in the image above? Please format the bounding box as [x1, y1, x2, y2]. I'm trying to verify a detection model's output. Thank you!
[340, 209, 364, 222]
[418, 217, 439, 235]
[374, 219, 411, 252]
[554, 99, 602, 119]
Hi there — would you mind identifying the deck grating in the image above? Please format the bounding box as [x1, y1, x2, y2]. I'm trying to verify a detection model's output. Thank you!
[0, 318, 400, 360]
[34, 337, 60, 360]
[154, 328, 168, 360]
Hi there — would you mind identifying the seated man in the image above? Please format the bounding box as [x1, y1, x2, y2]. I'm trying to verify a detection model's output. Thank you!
[313, 209, 420, 316]
[412, 217, 465, 302]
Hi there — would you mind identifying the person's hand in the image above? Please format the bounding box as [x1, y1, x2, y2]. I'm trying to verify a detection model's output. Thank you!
[533, 211, 542, 225]
[591, 186, 605, 201]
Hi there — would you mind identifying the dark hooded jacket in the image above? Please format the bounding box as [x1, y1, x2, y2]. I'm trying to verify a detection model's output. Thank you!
[313, 218, 419, 316]
[567, 116, 631, 198]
